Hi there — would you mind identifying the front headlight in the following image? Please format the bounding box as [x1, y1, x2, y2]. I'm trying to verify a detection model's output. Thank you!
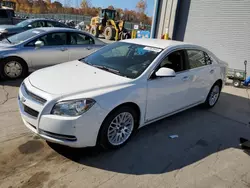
[51, 99, 95, 116]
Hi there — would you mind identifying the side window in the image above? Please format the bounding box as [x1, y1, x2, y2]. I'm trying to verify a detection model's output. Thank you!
[204, 52, 212, 65]
[26, 32, 67, 46]
[0, 10, 8, 18]
[187, 50, 211, 69]
[31, 21, 46, 28]
[70, 33, 94, 45]
[158, 50, 186, 73]
[46, 21, 55, 27]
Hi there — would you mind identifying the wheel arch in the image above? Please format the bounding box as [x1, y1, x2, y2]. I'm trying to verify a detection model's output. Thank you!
[215, 79, 223, 90]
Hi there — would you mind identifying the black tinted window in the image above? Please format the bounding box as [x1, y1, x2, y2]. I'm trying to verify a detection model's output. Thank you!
[39, 32, 67, 46]
[158, 50, 186, 72]
[187, 50, 211, 69]
[70, 33, 94, 45]
[47, 21, 65, 27]
[0, 10, 8, 18]
[31, 21, 46, 28]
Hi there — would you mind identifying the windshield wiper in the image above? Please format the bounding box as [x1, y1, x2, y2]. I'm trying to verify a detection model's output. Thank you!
[1, 34, 11, 44]
[92, 64, 124, 76]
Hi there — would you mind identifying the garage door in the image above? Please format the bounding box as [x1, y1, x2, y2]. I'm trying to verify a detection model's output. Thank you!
[174, 0, 250, 74]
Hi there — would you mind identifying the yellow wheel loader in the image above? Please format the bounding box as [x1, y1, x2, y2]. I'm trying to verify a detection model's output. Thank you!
[89, 8, 131, 41]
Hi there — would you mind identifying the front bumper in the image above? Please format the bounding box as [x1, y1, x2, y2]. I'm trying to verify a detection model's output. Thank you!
[18, 80, 108, 148]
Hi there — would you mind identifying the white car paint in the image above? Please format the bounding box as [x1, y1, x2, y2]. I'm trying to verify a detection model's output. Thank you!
[18, 39, 227, 148]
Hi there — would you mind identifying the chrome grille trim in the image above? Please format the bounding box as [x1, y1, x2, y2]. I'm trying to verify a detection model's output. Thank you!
[23, 83, 47, 105]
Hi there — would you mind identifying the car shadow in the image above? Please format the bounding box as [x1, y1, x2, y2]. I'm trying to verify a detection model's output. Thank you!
[49, 91, 250, 175]
[0, 78, 24, 87]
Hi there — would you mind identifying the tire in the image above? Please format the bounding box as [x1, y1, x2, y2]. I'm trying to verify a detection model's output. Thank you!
[90, 26, 99, 38]
[124, 33, 131, 39]
[104, 26, 115, 40]
[119, 32, 123, 40]
[233, 79, 241, 87]
[98, 106, 139, 149]
[0, 57, 28, 80]
[203, 82, 221, 108]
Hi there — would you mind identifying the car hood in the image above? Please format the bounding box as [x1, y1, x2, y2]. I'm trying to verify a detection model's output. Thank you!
[0, 25, 24, 34]
[28, 60, 132, 95]
[0, 42, 14, 49]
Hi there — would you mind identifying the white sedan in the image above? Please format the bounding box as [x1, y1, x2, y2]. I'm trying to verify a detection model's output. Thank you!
[18, 39, 228, 149]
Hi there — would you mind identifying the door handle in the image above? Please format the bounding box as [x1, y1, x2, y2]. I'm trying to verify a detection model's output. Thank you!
[86, 47, 93, 50]
[60, 47, 68, 51]
[210, 69, 215, 74]
[182, 76, 189, 81]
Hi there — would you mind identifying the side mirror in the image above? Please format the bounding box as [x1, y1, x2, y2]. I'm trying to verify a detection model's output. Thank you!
[155, 67, 176, 77]
[35, 41, 44, 48]
[27, 25, 32, 29]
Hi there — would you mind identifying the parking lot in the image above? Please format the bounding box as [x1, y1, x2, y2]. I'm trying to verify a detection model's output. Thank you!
[0, 79, 250, 188]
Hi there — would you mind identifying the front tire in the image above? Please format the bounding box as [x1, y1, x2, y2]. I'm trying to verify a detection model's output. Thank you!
[104, 26, 115, 40]
[233, 79, 241, 87]
[0, 57, 28, 80]
[99, 106, 139, 149]
[203, 83, 221, 108]
[90, 26, 99, 38]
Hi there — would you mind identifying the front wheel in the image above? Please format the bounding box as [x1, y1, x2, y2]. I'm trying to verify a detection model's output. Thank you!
[233, 79, 241, 87]
[203, 83, 221, 108]
[90, 26, 99, 38]
[0, 57, 28, 80]
[98, 106, 138, 149]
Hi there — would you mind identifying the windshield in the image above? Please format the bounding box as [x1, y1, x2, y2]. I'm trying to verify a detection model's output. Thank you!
[4, 29, 44, 44]
[82, 42, 162, 79]
[16, 19, 32, 27]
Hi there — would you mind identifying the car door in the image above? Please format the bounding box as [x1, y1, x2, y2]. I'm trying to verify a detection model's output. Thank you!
[145, 50, 191, 122]
[185, 49, 214, 104]
[22, 32, 69, 69]
[67, 32, 98, 60]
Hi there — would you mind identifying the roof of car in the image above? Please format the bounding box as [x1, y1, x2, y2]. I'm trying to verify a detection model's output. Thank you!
[123, 38, 194, 49]
[27, 18, 60, 22]
[35, 27, 76, 32]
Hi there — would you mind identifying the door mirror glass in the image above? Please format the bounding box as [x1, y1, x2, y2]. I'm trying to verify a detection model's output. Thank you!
[155, 67, 176, 77]
[27, 24, 32, 29]
[35, 40, 44, 48]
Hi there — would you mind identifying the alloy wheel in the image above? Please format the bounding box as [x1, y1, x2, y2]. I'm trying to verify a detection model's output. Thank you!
[107, 112, 134, 146]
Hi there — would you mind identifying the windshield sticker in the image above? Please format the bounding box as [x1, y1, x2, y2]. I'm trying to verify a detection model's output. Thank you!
[143, 47, 162, 53]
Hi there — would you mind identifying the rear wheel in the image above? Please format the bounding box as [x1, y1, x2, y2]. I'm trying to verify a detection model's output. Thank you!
[104, 26, 115, 40]
[203, 83, 221, 108]
[98, 106, 139, 149]
[0, 57, 28, 80]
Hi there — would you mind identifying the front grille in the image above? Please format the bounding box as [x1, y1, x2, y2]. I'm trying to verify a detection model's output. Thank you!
[23, 83, 47, 105]
[23, 104, 39, 118]
[39, 129, 77, 141]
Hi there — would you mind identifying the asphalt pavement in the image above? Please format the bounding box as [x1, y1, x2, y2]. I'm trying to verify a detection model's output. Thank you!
[1, 79, 250, 188]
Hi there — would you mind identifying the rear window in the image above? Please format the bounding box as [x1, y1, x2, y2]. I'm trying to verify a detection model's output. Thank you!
[0, 10, 8, 18]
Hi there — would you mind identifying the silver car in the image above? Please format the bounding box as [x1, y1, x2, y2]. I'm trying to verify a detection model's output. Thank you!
[0, 27, 106, 80]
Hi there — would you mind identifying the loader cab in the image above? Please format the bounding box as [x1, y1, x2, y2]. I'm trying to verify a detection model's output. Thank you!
[100, 9, 116, 20]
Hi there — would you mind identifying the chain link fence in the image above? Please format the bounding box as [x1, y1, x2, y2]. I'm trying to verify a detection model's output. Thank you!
[16, 12, 151, 31]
